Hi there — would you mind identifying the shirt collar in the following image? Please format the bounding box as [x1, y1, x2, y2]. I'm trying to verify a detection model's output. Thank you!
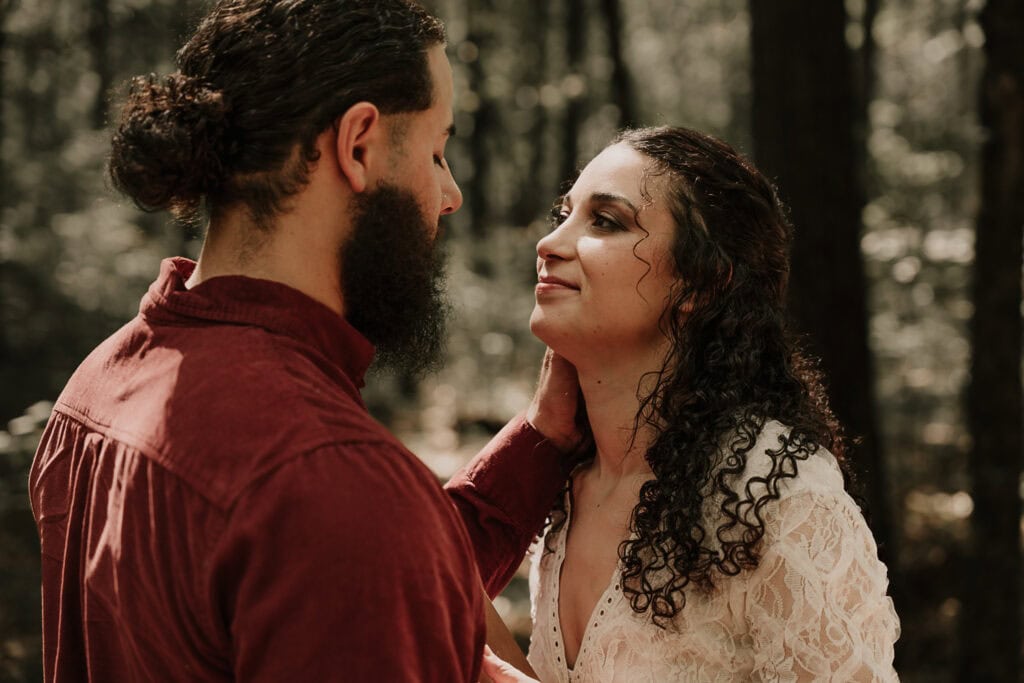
[140, 258, 376, 389]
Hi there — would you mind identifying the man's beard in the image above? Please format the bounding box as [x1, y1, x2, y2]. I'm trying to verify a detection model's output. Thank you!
[341, 182, 449, 377]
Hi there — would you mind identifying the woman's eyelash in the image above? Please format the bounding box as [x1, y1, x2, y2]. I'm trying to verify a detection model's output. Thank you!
[548, 206, 623, 231]
[549, 205, 569, 226]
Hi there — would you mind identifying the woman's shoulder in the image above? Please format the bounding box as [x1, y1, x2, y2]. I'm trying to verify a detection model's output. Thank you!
[704, 419, 855, 534]
[742, 419, 845, 496]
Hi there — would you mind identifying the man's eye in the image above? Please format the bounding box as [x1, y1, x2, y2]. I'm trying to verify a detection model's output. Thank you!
[433, 155, 445, 168]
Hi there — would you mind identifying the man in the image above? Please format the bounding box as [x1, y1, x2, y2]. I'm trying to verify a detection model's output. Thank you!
[29, 1, 577, 680]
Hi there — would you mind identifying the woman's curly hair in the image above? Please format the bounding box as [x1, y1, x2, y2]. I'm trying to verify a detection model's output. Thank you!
[547, 126, 856, 628]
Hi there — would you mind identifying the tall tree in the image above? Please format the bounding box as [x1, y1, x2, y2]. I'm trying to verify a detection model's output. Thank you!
[86, 0, 111, 129]
[560, 0, 586, 185]
[465, 0, 495, 241]
[511, 0, 550, 226]
[0, 0, 11, 208]
[748, 1, 893, 565]
[959, 0, 1024, 680]
[598, 0, 636, 128]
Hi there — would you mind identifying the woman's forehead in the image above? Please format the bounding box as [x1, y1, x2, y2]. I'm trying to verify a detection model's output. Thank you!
[577, 143, 646, 184]
[569, 143, 668, 211]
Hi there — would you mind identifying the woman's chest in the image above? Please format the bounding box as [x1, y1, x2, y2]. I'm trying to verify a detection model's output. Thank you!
[529, 538, 753, 683]
[558, 510, 625, 655]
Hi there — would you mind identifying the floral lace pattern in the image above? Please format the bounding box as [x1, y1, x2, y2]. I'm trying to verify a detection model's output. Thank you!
[527, 422, 900, 682]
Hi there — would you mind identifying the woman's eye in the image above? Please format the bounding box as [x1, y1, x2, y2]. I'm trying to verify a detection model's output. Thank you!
[549, 206, 570, 227]
[592, 213, 622, 231]
[433, 154, 445, 168]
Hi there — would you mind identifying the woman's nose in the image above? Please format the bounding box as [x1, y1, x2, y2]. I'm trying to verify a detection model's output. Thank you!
[537, 222, 572, 261]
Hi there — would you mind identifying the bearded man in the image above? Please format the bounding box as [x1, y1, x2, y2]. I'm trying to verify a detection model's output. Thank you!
[28, 2, 578, 681]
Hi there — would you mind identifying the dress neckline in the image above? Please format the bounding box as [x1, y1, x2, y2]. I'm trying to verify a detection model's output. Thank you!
[550, 487, 625, 675]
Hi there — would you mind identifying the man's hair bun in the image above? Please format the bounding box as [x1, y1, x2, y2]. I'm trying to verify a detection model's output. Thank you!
[109, 73, 231, 214]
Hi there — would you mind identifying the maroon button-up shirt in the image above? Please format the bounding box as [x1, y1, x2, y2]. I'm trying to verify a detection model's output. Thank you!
[30, 258, 567, 682]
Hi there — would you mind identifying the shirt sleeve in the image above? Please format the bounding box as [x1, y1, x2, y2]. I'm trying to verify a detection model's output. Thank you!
[444, 415, 569, 597]
[743, 491, 901, 682]
[209, 442, 484, 683]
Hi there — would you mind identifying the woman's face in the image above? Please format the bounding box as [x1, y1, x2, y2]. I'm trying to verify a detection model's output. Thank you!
[530, 143, 679, 361]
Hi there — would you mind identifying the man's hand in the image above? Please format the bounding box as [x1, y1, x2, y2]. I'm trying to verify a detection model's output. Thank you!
[480, 646, 540, 683]
[525, 349, 583, 453]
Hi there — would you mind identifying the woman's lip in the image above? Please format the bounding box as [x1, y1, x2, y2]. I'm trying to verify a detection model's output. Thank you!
[535, 282, 578, 294]
[537, 276, 579, 290]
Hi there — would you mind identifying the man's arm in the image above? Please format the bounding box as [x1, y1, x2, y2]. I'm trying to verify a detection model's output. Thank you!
[445, 350, 581, 596]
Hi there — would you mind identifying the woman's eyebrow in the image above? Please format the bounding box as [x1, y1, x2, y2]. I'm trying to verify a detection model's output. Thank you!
[590, 192, 638, 213]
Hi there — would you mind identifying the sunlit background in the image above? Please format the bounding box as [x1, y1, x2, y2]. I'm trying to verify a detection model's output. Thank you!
[2, 0, 1021, 681]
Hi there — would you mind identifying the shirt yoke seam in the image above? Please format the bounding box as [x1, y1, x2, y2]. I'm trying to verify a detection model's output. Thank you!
[48, 402, 403, 509]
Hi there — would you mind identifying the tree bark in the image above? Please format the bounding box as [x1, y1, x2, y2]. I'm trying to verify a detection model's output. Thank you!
[512, 0, 550, 226]
[0, 0, 10, 207]
[749, 1, 893, 563]
[598, 0, 636, 128]
[87, 0, 111, 129]
[560, 0, 586, 186]
[466, 0, 494, 241]
[959, 1, 1024, 680]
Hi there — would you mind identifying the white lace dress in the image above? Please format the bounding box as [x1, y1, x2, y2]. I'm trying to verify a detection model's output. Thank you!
[526, 421, 901, 682]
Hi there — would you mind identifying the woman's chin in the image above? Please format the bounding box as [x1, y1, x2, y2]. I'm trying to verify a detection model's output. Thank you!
[529, 317, 580, 365]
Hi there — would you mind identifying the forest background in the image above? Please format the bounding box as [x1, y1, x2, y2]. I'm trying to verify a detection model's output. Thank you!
[1, 0, 1021, 681]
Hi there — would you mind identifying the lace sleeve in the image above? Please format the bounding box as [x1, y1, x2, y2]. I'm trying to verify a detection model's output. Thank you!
[743, 491, 900, 682]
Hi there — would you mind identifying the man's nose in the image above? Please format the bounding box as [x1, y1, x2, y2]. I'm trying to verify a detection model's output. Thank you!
[440, 174, 463, 215]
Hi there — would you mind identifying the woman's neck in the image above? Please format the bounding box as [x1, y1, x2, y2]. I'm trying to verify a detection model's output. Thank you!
[575, 345, 665, 483]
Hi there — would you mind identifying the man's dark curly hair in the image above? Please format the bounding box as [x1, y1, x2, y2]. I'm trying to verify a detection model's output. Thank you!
[548, 126, 855, 628]
[108, 0, 445, 227]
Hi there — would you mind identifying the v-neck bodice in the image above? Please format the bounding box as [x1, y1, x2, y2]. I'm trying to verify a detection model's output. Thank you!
[549, 491, 625, 675]
[525, 421, 901, 682]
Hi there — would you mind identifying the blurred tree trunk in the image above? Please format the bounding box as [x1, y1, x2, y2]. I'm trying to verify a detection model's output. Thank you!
[0, 0, 9, 376]
[749, 1, 893, 563]
[87, 0, 111, 129]
[853, 0, 878, 178]
[560, 0, 586, 185]
[0, 0, 10, 207]
[598, 0, 635, 128]
[959, 1, 1024, 680]
[466, 0, 494, 242]
[512, 0, 550, 226]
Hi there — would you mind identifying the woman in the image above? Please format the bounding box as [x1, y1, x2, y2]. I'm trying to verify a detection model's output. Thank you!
[484, 126, 899, 682]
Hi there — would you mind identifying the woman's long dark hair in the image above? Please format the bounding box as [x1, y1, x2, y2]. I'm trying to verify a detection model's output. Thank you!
[549, 126, 855, 628]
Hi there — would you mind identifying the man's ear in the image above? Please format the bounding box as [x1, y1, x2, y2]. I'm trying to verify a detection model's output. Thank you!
[335, 102, 382, 194]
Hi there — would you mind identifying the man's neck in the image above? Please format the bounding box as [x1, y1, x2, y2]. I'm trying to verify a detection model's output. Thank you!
[186, 204, 350, 317]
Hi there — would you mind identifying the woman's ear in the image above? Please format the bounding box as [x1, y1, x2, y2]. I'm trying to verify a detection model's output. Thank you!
[334, 102, 381, 194]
